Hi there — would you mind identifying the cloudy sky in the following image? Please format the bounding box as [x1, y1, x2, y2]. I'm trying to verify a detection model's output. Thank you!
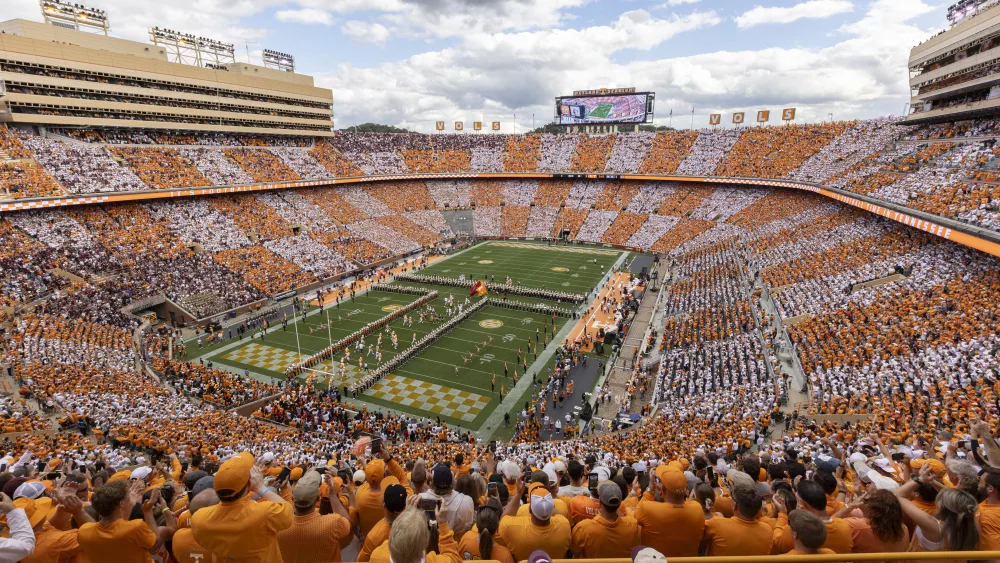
[3, 0, 946, 132]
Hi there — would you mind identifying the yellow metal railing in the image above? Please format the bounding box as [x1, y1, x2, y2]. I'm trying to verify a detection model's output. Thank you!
[523, 552, 1000, 563]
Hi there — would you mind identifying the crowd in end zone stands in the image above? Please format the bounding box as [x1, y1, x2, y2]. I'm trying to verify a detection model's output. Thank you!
[1, 121, 1000, 561]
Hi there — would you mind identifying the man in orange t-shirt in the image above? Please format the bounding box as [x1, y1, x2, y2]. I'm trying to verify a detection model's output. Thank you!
[634, 465, 704, 557]
[704, 485, 772, 555]
[978, 469, 1000, 550]
[171, 489, 218, 563]
[570, 483, 641, 558]
[191, 451, 293, 563]
[78, 480, 163, 563]
[785, 510, 836, 555]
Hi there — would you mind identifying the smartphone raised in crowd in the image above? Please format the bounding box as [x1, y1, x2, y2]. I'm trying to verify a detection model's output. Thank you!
[487, 482, 498, 497]
[371, 437, 382, 455]
[588, 473, 599, 491]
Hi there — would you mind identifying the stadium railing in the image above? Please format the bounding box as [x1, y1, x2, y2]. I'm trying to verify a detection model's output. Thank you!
[531, 553, 1000, 563]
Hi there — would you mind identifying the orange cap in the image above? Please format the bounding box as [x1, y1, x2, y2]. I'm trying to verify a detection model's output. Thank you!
[214, 452, 254, 496]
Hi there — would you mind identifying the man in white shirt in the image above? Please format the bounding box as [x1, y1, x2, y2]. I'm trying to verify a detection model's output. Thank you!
[419, 464, 474, 536]
[0, 492, 35, 561]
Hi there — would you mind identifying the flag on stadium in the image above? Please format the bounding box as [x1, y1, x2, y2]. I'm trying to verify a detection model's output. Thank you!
[470, 280, 488, 297]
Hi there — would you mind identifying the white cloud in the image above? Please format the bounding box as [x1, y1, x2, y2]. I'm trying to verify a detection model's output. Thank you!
[661, 0, 702, 6]
[276, 8, 335, 25]
[736, 0, 854, 28]
[340, 21, 391, 44]
[319, 0, 934, 132]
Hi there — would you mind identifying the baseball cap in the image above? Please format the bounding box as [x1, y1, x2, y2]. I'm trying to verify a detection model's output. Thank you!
[529, 487, 555, 520]
[656, 467, 687, 495]
[12, 498, 47, 528]
[192, 476, 215, 496]
[598, 482, 622, 509]
[290, 467, 304, 482]
[528, 550, 552, 563]
[261, 452, 275, 464]
[432, 464, 453, 488]
[632, 546, 666, 563]
[365, 460, 385, 485]
[383, 483, 407, 513]
[873, 458, 897, 473]
[184, 470, 208, 492]
[293, 470, 323, 508]
[353, 470, 366, 485]
[911, 458, 946, 475]
[214, 451, 255, 497]
[130, 467, 152, 481]
[13, 481, 47, 500]
[553, 460, 566, 473]
[815, 454, 840, 473]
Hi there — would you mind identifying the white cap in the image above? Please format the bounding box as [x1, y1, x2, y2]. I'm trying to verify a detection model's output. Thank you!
[874, 458, 897, 473]
[130, 466, 152, 480]
[262, 452, 275, 464]
[529, 491, 555, 520]
[848, 452, 867, 464]
[353, 470, 366, 484]
[553, 460, 566, 473]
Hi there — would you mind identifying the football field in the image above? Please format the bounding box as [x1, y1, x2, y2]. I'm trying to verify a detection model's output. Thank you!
[588, 103, 614, 119]
[203, 241, 628, 437]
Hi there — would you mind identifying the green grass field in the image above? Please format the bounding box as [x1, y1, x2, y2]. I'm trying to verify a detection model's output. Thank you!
[201, 241, 626, 436]
[588, 103, 614, 119]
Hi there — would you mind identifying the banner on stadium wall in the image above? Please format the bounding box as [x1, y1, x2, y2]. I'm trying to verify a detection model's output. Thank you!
[474, 121, 482, 131]
[782, 108, 796, 121]
[492, 121, 501, 130]
[709, 114, 721, 125]
[435, 121, 445, 131]
[733, 112, 745, 124]
[455, 122, 464, 131]
[757, 110, 770, 123]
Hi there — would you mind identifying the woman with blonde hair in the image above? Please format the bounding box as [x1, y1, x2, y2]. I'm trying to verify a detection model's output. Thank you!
[895, 465, 981, 559]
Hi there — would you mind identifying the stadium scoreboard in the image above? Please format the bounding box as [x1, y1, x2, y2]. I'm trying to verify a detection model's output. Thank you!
[555, 88, 655, 126]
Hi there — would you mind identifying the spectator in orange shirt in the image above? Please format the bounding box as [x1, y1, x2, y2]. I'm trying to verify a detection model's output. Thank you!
[278, 469, 354, 562]
[978, 469, 1000, 550]
[369, 502, 461, 563]
[458, 499, 514, 563]
[358, 484, 409, 562]
[570, 483, 641, 558]
[837, 489, 909, 554]
[793, 480, 853, 554]
[703, 486, 772, 555]
[171, 489, 218, 563]
[20, 482, 94, 563]
[498, 476, 572, 562]
[785, 510, 836, 555]
[634, 466, 704, 557]
[191, 452, 293, 563]
[77, 480, 163, 563]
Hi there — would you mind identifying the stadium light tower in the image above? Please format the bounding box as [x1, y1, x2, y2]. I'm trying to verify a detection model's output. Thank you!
[262, 49, 295, 72]
[39, 0, 110, 35]
[149, 27, 236, 68]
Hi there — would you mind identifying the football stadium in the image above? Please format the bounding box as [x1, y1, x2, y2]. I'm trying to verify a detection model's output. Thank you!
[2, 0, 1000, 562]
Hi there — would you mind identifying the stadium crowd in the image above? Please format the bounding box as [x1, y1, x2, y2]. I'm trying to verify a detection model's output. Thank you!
[3, 120, 1000, 562]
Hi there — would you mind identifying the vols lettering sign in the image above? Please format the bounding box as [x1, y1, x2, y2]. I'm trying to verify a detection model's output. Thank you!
[782, 108, 796, 121]
[709, 114, 721, 125]
[435, 121, 445, 131]
[454, 122, 464, 131]
[733, 112, 745, 125]
[757, 110, 770, 123]
[492, 121, 501, 131]
[473, 121, 482, 131]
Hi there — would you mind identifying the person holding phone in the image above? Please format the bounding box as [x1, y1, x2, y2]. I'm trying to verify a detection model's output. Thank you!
[567, 474, 602, 525]
[356, 442, 410, 537]
[368, 500, 457, 563]
[498, 471, 571, 562]
[417, 464, 474, 537]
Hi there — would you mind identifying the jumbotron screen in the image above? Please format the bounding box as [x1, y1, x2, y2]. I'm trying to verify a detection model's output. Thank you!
[556, 93, 652, 125]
